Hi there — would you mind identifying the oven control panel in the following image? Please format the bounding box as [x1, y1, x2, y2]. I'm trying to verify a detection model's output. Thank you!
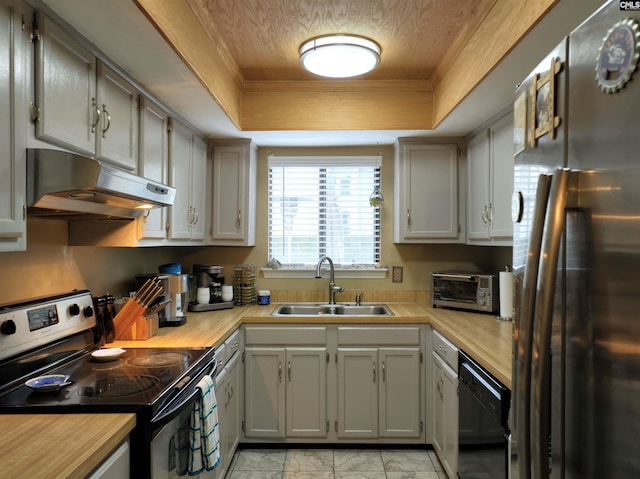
[0, 290, 96, 361]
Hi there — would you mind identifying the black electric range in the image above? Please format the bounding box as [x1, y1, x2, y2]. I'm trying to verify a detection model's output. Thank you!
[0, 290, 217, 478]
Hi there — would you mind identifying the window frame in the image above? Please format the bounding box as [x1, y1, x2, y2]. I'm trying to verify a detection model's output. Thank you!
[266, 155, 384, 276]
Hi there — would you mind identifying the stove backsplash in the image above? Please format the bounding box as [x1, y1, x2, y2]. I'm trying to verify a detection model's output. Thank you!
[0, 219, 183, 304]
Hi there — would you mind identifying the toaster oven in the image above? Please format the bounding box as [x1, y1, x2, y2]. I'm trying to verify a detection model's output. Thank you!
[431, 271, 498, 313]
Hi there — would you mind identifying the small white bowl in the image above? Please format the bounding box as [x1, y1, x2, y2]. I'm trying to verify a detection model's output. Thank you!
[25, 374, 71, 392]
[91, 348, 126, 362]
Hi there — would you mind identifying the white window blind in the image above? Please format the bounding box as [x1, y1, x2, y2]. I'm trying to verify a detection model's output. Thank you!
[268, 155, 382, 266]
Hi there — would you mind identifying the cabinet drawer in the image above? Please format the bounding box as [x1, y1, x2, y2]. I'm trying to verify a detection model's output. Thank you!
[244, 326, 327, 345]
[337, 326, 421, 346]
[433, 330, 458, 371]
[214, 342, 228, 369]
[225, 329, 241, 360]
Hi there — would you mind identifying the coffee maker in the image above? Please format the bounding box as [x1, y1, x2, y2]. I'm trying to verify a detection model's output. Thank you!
[188, 264, 233, 312]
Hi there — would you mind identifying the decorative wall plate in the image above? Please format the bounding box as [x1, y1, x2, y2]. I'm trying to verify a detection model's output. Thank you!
[596, 18, 640, 93]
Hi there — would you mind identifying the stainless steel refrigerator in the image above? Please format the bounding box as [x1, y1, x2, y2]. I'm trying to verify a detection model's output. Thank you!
[512, 1, 640, 478]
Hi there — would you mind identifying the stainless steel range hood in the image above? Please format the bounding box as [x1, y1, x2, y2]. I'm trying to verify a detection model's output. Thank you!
[27, 149, 176, 219]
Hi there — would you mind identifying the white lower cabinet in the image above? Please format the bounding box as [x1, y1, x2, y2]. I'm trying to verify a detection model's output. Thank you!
[337, 347, 422, 440]
[87, 440, 130, 479]
[242, 325, 425, 444]
[431, 331, 459, 479]
[244, 345, 327, 440]
[336, 348, 378, 438]
[285, 347, 328, 438]
[214, 350, 241, 479]
[244, 347, 286, 439]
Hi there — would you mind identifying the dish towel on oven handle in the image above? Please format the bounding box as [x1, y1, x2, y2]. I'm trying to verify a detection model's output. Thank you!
[189, 374, 221, 475]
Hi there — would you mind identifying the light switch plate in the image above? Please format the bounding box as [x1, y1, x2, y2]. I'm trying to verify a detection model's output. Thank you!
[392, 266, 403, 283]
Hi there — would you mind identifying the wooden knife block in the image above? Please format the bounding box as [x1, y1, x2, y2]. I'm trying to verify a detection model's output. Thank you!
[114, 312, 159, 340]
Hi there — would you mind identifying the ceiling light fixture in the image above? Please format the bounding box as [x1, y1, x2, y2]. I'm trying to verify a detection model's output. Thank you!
[299, 34, 381, 78]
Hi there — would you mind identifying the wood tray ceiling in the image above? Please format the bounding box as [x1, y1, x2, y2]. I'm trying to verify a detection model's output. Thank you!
[134, 0, 558, 133]
[184, 0, 495, 83]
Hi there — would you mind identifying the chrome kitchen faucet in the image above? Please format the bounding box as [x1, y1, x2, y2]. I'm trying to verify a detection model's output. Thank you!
[315, 256, 344, 305]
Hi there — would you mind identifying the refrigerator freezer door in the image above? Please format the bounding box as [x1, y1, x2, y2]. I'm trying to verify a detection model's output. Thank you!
[565, 3, 640, 477]
[512, 38, 569, 479]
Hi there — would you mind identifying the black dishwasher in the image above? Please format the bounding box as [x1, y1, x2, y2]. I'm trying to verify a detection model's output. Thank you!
[458, 350, 511, 479]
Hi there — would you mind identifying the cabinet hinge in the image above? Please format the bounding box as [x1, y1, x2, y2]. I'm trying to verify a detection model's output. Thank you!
[326, 352, 330, 364]
[241, 420, 245, 432]
[334, 421, 338, 433]
[22, 205, 26, 221]
[326, 421, 330, 433]
[29, 102, 39, 123]
[420, 351, 423, 363]
[30, 26, 40, 43]
[420, 420, 424, 432]
[335, 352, 338, 364]
[458, 223, 461, 233]
[242, 352, 245, 363]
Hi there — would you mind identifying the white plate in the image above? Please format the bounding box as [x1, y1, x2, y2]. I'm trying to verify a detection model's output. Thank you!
[91, 348, 126, 362]
[25, 374, 71, 392]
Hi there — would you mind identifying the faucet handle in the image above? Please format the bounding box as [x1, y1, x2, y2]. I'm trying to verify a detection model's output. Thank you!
[355, 292, 362, 305]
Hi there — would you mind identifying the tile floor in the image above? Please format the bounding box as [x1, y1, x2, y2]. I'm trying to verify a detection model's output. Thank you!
[226, 447, 448, 479]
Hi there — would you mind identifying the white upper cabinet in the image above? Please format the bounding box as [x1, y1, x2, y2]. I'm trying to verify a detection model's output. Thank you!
[0, 0, 27, 252]
[137, 96, 169, 241]
[168, 118, 206, 242]
[95, 61, 139, 170]
[209, 140, 257, 246]
[466, 111, 514, 245]
[394, 141, 463, 243]
[35, 15, 138, 171]
[35, 14, 96, 156]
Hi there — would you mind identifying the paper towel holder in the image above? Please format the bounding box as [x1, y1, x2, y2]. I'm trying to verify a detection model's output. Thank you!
[497, 265, 514, 321]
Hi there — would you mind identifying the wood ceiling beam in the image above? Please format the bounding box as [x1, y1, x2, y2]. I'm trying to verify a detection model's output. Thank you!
[242, 80, 433, 131]
[433, 0, 559, 127]
[133, 0, 244, 129]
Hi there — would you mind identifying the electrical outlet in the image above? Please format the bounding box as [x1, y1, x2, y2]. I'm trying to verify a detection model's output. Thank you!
[392, 266, 403, 283]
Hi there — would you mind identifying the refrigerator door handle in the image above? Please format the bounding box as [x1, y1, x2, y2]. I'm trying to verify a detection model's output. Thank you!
[517, 172, 553, 479]
[530, 167, 571, 479]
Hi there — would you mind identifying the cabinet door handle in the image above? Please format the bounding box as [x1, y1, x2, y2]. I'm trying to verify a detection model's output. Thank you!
[288, 361, 292, 382]
[101, 104, 111, 138]
[487, 202, 493, 225]
[90, 97, 101, 134]
[373, 362, 376, 383]
[382, 361, 386, 382]
[193, 207, 199, 226]
[406, 209, 411, 229]
[278, 362, 282, 382]
[481, 205, 489, 225]
[236, 210, 242, 230]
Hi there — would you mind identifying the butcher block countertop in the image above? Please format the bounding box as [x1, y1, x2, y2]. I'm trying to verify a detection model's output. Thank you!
[111, 303, 513, 388]
[3, 303, 510, 479]
[0, 413, 135, 479]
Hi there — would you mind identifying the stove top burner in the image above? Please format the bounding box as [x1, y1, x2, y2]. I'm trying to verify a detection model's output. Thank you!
[79, 375, 160, 398]
[126, 352, 189, 368]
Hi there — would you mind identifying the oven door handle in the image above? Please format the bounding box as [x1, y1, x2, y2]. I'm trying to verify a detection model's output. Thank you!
[150, 359, 218, 430]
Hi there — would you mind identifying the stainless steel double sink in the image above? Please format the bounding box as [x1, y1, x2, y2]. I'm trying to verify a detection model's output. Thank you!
[271, 303, 394, 317]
